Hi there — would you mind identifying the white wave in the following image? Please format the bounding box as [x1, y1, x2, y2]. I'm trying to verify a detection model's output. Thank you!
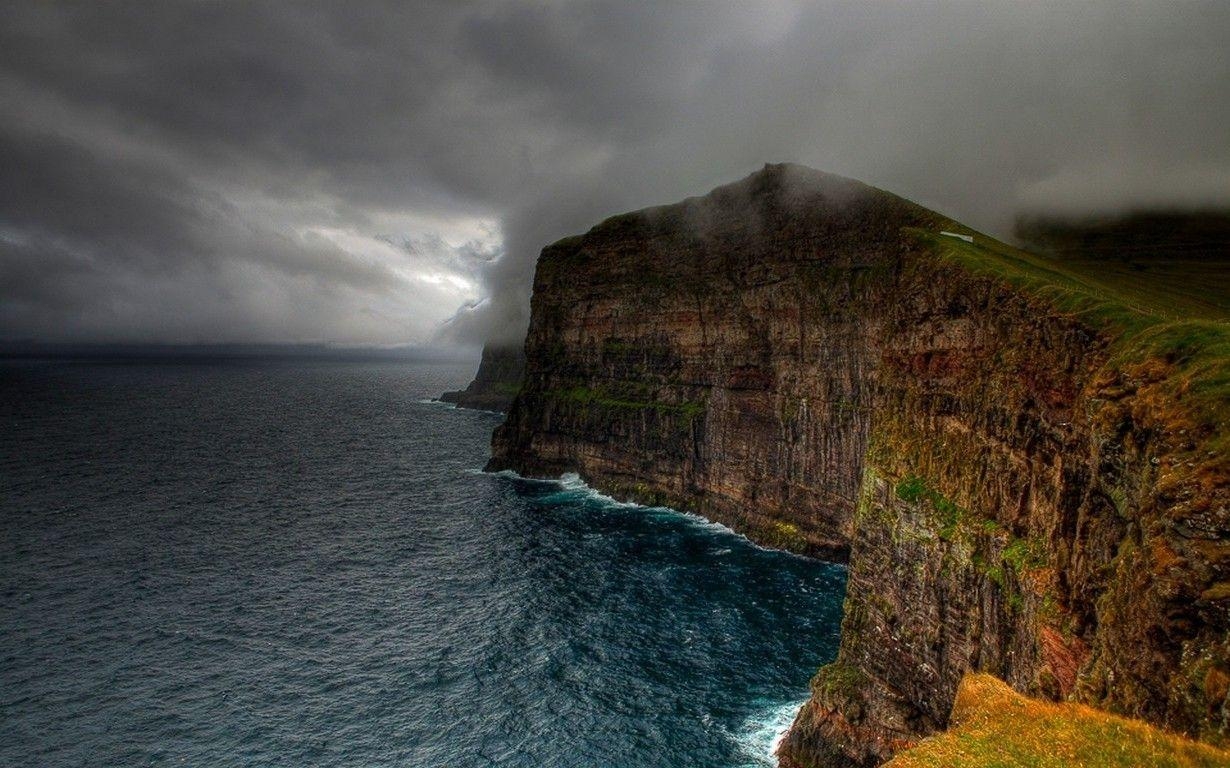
[479, 468, 840, 563]
[555, 472, 646, 509]
[480, 468, 558, 484]
[417, 397, 505, 415]
[415, 397, 456, 408]
[671, 508, 822, 562]
[734, 698, 808, 766]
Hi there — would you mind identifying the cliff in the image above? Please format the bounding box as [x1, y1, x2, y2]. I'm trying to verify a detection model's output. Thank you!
[486, 164, 1230, 765]
[439, 341, 524, 412]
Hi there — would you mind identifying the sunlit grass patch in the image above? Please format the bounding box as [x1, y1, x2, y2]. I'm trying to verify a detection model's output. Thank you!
[887, 674, 1230, 768]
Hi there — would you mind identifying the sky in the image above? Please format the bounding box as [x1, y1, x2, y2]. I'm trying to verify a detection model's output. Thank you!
[2, 2, 1229, 349]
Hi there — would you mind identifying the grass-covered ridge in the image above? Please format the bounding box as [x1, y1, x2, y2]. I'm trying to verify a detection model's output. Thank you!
[886, 674, 1230, 768]
[914, 223, 1230, 324]
[1014, 211, 1230, 321]
[912, 226, 1230, 461]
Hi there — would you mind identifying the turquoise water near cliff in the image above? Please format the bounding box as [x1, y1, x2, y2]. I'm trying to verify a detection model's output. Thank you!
[1, 360, 846, 767]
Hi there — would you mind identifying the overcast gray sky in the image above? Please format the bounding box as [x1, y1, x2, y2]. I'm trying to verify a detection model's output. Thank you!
[2, 1, 1228, 348]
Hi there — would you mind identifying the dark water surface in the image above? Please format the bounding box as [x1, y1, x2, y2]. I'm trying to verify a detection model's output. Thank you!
[1, 360, 846, 767]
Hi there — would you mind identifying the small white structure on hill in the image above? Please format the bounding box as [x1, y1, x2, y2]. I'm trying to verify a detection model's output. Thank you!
[940, 231, 974, 243]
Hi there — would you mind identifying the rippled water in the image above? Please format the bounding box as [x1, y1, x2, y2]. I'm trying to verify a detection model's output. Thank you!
[1, 360, 846, 767]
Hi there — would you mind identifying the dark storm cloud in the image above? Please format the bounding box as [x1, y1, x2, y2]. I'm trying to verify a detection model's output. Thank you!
[2, 2, 1228, 347]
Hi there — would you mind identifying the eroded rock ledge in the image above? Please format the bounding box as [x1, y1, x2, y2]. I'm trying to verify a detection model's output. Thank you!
[483, 164, 1230, 765]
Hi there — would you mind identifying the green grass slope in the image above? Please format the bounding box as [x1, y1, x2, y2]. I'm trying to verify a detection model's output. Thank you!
[1015, 211, 1230, 321]
[911, 223, 1230, 461]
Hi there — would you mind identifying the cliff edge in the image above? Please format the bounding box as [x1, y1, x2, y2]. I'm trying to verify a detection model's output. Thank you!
[487, 163, 1230, 765]
[439, 342, 525, 412]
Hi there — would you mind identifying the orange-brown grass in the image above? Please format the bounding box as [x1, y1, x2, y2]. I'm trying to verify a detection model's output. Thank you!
[885, 674, 1230, 768]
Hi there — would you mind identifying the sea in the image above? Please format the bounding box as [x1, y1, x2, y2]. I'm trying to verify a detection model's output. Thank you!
[0, 359, 847, 767]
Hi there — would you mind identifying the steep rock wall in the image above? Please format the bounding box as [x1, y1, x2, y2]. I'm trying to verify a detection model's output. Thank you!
[490, 166, 947, 558]
[487, 165, 1230, 765]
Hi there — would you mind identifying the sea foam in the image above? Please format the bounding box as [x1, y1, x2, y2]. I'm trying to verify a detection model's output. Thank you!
[734, 698, 808, 766]
[482, 468, 833, 562]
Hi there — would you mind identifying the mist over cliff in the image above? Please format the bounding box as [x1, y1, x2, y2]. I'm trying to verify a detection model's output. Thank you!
[3, 3, 1229, 348]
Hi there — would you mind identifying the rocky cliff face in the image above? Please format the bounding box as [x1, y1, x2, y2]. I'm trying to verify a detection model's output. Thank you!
[439, 342, 525, 412]
[487, 164, 1230, 765]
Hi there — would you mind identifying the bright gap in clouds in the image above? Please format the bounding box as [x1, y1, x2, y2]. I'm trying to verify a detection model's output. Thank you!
[298, 216, 499, 344]
[2, 3, 1227, 348]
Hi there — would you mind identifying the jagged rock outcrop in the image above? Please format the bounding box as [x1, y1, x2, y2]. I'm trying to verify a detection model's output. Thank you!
[440, 342, 525, 412]
[486, 164, 1230, 765]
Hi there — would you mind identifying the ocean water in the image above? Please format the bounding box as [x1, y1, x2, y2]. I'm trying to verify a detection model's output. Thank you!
[0, 360, 846, 768]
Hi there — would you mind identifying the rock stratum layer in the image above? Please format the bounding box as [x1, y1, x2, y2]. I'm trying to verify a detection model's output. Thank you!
[485, 164, 1230, 765]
